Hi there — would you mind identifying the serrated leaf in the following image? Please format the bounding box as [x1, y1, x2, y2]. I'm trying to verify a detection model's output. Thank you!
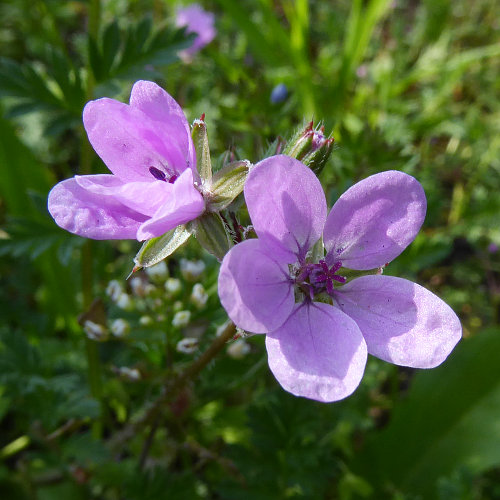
[102, 20, 121, 72]
[134, 225, 191, 268]
[208, 160, 250, 212]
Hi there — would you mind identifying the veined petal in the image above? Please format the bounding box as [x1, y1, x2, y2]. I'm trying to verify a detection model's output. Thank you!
[48, 178, 146, 240]
[324, 171, 426, 270]
[335, 275, 462, 368]
[137, 169, 204, 240]
[218, 238, 294, 334]
[129, 81, 196, 175]
[244, 155, 327, 262]
[266, 303, 367, 402]
[83, 97, 189, 182]
[75, 174, 172, 217]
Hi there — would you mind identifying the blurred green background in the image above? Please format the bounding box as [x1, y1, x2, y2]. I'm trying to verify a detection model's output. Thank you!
[1, 0, 500, 498]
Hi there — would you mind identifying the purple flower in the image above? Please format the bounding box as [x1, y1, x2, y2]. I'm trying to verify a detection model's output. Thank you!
[48, 81, 204, 241]
[218, 155, 461, 402]
[175, 4, 216, 59]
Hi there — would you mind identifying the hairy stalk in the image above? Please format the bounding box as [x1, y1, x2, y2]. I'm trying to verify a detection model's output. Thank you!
[110, 321, 237, 454]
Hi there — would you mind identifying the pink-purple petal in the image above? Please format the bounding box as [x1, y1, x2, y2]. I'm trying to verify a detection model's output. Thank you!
[323, 171, 426, 270]
[83, 97, 189, 182]
[48, 178, 146, 240]
[75, 175, 171, 217]
[244, 155, 327, 262]
[129, 81, 196, 174]
[266, 303, 367, 402]
[335, 275, 462, 368]
[218, 239, 294, 334]
[136, 169, 204, 240]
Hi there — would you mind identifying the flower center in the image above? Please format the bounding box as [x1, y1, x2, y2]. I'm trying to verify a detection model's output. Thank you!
[294, 259, 346, 300]
[149, 166, 178, 184]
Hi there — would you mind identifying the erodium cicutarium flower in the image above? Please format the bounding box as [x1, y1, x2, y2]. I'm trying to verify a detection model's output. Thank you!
[48, 80, 204, 241]
[218, 155, 462, 402]
[175, 4, 216, 59]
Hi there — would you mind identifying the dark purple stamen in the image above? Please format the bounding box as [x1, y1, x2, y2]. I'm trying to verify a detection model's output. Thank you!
[149, 166, 167, 181]
[168, 174, 178, 184]
[296, 259, 346, 298]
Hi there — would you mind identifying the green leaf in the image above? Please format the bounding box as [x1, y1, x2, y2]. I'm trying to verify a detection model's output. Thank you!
[355, 327, 500, 498]
[134, 225, 191, 268]
[208, 160, 250, 212]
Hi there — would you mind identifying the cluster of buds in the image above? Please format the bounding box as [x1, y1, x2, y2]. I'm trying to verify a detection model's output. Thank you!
[282, 121, 335, 175]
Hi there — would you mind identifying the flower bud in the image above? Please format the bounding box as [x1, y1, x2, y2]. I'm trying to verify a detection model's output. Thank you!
[110, 318, 130, 338]
[283, 122, 334, 175]
[176, 337, 199, 353]
[116, 366, 141, 381]
[83, 320, 109, 341]
[180, 258, 206, 281]
[165, 278, 182, 295]
[116, 293, 134, 311]
[172, 310, 191, 328]
[227, 339, 251, 359]
[191, 283, 208, 308]
[106, 280, 123, 302]
[145, 261, 169, 282]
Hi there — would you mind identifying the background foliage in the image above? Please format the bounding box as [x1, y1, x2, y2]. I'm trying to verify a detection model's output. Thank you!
[1, 0, 500, 498]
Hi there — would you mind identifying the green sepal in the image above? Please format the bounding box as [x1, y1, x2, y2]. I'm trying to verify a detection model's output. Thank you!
[207, 160, 250, 212]
[133, 225, 191, 268]
[301, 136, 335, 175]
[187, 213, 232, 261]
[191, 118, 212, 181]
[282, 122, 314, 160]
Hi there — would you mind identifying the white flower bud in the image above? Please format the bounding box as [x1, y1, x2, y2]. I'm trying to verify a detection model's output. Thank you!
[180, 258, 206, 281]
[172, 310, 191, 328]
[227, 339, 251, 359]
[106, 280, 123, 302]
[129, 277, 153, 297]
[139, 315, 153, 326]
[83, 320, 108, 341]
[176, 337, 198, 354]
[116, 293, 134, 311]
[110, 318, 130, 338]
[118, 366, 141, 381]
[191, 283, 208, 308]
[165, 278, 182, 294]
[145, 261, 169, 282]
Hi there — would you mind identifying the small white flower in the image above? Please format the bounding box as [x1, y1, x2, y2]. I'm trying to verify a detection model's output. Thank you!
[165, 278, 182, 294]
[180, 258, 206, 281]
[110, 318, 130, 338]
[172, 310, 191, 328]
[129, 277, 154, 297]
[191, 283, 208, 308]
[116, 293, 134, 311]
[176, 337, 198, 354]
[83, 320, 108, 341]
[139, 315, 153, 326]
[145, 261, 169, 282]
[106, 280, 123, 302]
[118, 366, 141, 381]
[227, 339, 251, 359]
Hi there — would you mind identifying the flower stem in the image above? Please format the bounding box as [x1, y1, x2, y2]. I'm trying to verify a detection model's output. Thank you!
[109, 321, 237, 453]
[81, 0, 104, 438]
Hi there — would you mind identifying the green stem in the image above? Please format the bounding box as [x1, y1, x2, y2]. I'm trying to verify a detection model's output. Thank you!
[109, 321, 237, 453]
[81, 0, 103, 438]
